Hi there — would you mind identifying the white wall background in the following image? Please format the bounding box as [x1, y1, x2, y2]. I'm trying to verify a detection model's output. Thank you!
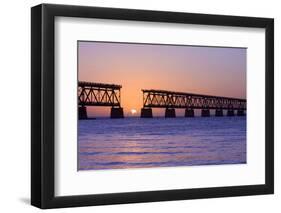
[0, 0, 279, 212]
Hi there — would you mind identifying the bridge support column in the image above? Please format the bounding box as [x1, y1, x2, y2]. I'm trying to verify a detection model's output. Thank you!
[165, 108, 176, 118]
[227, 109, 235, 116]
[185, 108, 194, 117]
[141, 108, 153, 118]
[215, 109, 223, 116]
[237, 110, 245, 116]
[201, 109, 210, 117]
[78, 106, 87, 120]
[110, 107, 124, 119]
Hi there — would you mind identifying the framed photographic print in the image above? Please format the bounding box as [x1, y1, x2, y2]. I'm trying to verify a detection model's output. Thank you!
[31, 4, 274, 209]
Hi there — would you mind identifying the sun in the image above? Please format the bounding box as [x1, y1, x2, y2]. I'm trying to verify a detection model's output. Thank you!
[130, 109, 137, 115]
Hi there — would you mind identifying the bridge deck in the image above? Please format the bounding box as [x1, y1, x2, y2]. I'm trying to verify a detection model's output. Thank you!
[79, 81, 122, 89]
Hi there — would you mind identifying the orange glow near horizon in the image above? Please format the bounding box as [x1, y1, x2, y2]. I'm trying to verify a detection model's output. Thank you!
[78, 41, 246, 117]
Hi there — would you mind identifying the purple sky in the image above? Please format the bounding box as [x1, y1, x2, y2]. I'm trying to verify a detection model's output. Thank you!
[78, 41, 246, 117]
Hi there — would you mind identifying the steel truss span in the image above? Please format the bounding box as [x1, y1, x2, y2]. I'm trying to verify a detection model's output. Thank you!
[78, 81, 122, 107]
[142, 89, 246, 110]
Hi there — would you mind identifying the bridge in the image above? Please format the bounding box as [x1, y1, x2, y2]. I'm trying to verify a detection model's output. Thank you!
[141, 89, 246, 118]
[78, 81, 124, 119]
[78, 81, 246, 119]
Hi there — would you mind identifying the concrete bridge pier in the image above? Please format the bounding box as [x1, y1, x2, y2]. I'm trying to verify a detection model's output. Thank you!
[165, 108, 176, 118]
[227, 109, 235, 116]
[110, 107, 124, 118]
[215, 109, 223, 116]
[78, 106, 88, 120]
[201, 109, 210, 117]
[141, 108, 153, 118]
[237, 110, 245, 116]
[185, 108, 194, 117]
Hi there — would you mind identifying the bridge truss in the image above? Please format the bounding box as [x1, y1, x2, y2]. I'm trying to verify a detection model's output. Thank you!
[142, 89, 246, 110]
[78, 81, 122, 107]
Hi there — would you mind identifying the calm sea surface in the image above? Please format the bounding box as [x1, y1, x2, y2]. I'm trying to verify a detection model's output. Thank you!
[78, 117, 246, 170]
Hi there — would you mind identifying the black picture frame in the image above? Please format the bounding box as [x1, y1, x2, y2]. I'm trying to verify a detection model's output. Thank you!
[31, 3, 274, 209]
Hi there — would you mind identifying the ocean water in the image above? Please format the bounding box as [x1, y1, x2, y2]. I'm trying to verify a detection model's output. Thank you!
[78, 117, 246, 170]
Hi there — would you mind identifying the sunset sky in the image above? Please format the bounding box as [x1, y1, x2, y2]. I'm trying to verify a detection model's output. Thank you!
[78, 41, 246, 117]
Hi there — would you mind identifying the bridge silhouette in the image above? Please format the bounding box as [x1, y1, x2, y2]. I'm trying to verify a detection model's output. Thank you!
[141, 89, 246, 118]
[78, 81, 246, 119]
[78, 81, 124, 119]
